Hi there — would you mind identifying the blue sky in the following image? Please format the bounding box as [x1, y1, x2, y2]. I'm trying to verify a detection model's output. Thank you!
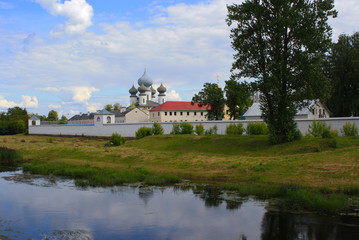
[0, 0, 358, 117]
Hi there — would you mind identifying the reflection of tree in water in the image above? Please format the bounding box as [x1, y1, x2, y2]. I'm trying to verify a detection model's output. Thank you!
[193, 185, 243, 210]
[138, 187, 154, 206]
[261, 211, 359, 240]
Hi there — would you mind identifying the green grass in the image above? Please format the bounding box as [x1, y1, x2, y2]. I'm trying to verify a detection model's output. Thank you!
[22, 161, 180, 187]
[0, 146, 23, 166]
[2, 134, 359, 214]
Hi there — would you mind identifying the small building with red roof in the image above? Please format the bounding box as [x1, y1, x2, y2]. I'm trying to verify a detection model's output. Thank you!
[150, 101, 208, 122]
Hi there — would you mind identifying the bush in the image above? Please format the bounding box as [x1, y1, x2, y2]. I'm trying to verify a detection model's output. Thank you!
[110, 133, 127, 146]
[136, 127, 153, 139]
[226, 123, 244, 135]
[152, 122, 164, 135]
[205, 125, 218, 135]
[246, 122, 268, 135]
[170, 123, 181, 134]
[195, 123, 204, 135]
[180, 122, 194, 134]
[308, 120, 333, 138]
[171, 122, 194, 134]
[342, 122, 358, 137]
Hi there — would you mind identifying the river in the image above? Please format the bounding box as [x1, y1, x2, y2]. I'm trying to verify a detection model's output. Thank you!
[1, 170, 359, 240]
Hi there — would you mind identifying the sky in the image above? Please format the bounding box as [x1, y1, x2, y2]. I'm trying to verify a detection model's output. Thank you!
[0, 0, 358, 117]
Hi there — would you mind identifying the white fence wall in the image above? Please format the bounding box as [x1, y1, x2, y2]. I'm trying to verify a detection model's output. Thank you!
[29, 117, 359, 138]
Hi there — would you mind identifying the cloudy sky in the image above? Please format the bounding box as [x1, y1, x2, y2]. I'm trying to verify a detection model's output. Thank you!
[0, 0, 358, 117]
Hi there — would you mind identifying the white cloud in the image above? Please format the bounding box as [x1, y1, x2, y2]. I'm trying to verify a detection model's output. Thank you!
[329, 0, 359, 41]
[85, 102, 101, 112]
[37, 87, 61, 92]
[166, 89, 182, 101]
[64, 86, 99, 104]
[48, 104, 61, 109]
[34, 0, 93, 36]
[0, 95, 38, 109]
[20, 95, 39, 108]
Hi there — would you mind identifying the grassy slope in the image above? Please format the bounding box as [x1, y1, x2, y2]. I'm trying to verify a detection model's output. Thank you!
[1, 134, 359, 191]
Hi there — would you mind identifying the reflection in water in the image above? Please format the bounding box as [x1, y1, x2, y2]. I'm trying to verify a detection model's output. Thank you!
[0, 171, 359, 240]
[261, 211, 359, 240]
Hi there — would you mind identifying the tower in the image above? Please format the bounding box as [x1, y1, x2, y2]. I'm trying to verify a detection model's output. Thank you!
[129, 84, 138, 105]
[157, 83, 166, 104]
[138, 83, 147, 106]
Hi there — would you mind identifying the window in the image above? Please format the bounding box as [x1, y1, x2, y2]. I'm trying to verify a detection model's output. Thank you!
[107, 116, 111, 123]
[187, 112, 189, 116]
[194, 112, 197, 116]
[143, 98, 145, 103]
[201, 112, 203, 116]
[174, 112, 177, 116]
[97, 117, 100, 122]
[180, 112, 183, 116]
[165, 112, 167, 116]
[32, 120, 36, 125]
[158, 112, 160, 116]
[170, 112, 172, 116]
[153, 113, 154, 117]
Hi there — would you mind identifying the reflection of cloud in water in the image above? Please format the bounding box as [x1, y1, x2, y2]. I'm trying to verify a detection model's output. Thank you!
[0, 173, 266, 239]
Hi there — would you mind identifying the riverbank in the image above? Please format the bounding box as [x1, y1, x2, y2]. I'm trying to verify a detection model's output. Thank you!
[1, 134, 359, 214]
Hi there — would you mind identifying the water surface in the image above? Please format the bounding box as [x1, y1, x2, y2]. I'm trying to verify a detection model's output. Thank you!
[0, 170, 358, 240]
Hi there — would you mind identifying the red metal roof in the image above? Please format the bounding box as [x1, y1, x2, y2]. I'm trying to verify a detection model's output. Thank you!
[150, 101, 208, 111]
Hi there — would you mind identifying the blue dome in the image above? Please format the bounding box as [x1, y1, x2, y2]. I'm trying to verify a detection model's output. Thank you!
[138, 69, 153, 87]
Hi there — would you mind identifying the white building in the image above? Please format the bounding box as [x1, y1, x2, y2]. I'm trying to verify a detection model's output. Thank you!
[149, 101, 208, 122]
[243, 101, 331, 120]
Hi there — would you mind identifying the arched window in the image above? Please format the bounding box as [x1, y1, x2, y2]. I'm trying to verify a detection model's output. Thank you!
[32, 120, 36, 125]
[97, 117, 100, 122]
[107, 116, 111, 123]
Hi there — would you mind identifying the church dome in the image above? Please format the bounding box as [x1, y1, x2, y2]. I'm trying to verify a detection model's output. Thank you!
[157, 83, 166, 93]
[129, 84, 138, 95]
[138, 83, 147, 93]
[138, 69, 153, 87]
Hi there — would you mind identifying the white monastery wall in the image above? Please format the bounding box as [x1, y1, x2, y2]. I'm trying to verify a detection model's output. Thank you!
[29, 117, 359, 138]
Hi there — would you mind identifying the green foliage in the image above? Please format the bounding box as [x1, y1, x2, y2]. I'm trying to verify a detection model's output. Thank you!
[58, 115, 68, 124]
[170, 123, 181, 134]
[326, 32, 359, 117]
[0, 147, 22, 166]
[226, 123, 244, 135]
[192, 82, 225, 120]
[224, 80, 253, 120]
[104, 104, 113, 111]
[205, 125, 218, 135]
[195, 123, 204, 135]
[110, 133, 127, 146]
[47, 110, 59, 121]
[0, 107, 28, 135]
[180, 122, 194, 134]
[227, 0, 336, 143]
[246, 122, 268, 135]
[152, 122, 164, 135]
[342, 122, 358, 137]
[171, 123, 194, 134]
[23, 161, 179, 187]
[308, 120, 334, 138]
[136, 127, 153, 139]
[47, 137, 53, 143]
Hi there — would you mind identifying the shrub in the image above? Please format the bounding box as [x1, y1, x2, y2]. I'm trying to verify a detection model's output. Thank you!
[180, 122, 194, 134]
[152, 122, 164, 135]
[342, 122, 358, 137]
[136, 127, 153, 139]
[308, 120, 333, 138]
[195, 123, 204, 135]
[205, 125, 218, 135]
[109, 133, 127, 146]
[170, 123, 181, 134]
[226, 123, 244, 135]
[246, 122, 268, 135]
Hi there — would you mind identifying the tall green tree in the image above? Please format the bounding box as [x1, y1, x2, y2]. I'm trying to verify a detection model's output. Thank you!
[47, 110, 59, 121]
[0, 107, 28, 135]
[113, 103, 122, 111]
[227, 0, 336, 143]
[192, 83, 225, 120]
[58, 115, 68, 124]
[326, 32, 359, 117]
[224, 80, 253, 120]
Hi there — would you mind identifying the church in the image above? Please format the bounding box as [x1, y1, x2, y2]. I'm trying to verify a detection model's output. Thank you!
[68, 69, 209, 124]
